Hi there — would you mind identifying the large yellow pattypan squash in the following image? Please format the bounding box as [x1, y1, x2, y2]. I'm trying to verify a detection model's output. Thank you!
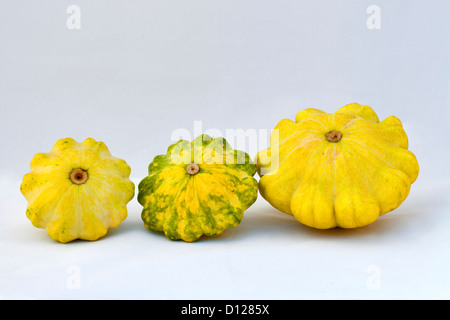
[20, 138, 135, 243]
[256, 103, 419, 229]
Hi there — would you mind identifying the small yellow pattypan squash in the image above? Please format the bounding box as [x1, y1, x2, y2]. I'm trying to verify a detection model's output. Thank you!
[256, 103, 419, 229]
[20, 138, 135, 243]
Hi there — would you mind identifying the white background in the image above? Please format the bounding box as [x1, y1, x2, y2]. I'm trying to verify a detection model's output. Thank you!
[1, 0, 449, 299]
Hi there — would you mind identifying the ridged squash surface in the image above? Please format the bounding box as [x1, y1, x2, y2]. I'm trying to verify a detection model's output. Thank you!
[138, 135, 258, 242]
[256, 103, 419, 229]
[20, 138, 135, 243]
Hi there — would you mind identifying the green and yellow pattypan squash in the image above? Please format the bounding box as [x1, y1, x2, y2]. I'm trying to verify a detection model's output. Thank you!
[138, 134, 258, 242]
[256, 103, 419, 229]
[20, 138, 135, 243]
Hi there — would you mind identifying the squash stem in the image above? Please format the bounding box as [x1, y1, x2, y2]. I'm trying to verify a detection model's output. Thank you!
[326, 130, 342, 142]
[70, 168, 89, 184]
[186, 163, 200, 175]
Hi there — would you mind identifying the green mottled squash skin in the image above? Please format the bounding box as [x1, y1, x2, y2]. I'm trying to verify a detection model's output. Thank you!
[138, 135, 258, 242]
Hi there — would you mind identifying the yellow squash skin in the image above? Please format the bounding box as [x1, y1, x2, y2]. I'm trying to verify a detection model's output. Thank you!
[138, 135, 258, 242]
[20, 138, 135, 243]
[256, 103, 419, 229]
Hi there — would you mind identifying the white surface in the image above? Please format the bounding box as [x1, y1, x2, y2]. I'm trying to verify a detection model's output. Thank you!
[1, 1, 450, 299]
[1, 175, 449, 299]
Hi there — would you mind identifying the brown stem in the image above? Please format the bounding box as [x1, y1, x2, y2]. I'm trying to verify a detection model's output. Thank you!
[186, 163, 200, 175]
[70, 168, 89, 185]
[325, 130, 342, 142]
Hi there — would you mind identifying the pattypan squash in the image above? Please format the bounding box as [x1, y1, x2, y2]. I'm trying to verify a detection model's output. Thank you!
[256, 103, 419, 229]
[21, 138, 135, 243]
[138, 134, 258, 242]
